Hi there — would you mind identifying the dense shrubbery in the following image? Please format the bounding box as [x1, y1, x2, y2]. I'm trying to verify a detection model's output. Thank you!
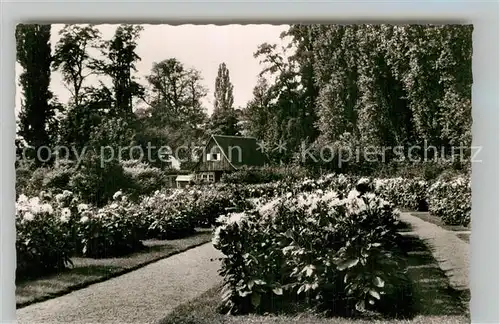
[15, 182, 245, 275]
[428, 176, 471, 226]
[121, 160, 169, 201]
[69, 153, 133, 207]
[15, 167, 470, 283]
[15, 192, 74, 279]
[374, 178, 429, 212]
[374, 175, 471, 226]
[221, 166, 311, 185]
[16, 158, 168, 207]
[78, 191, 145, 258]
[138, 190, 198, 240]
[213, 179, 412, 318]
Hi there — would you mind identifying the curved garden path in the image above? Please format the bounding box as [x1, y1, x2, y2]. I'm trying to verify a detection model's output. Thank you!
[399, 212, 469, 291]
[16, 243, 223, 324]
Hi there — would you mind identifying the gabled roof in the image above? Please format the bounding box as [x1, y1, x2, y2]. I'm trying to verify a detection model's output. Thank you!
[194, 134, 266, 170]
[211, 135, 266, 168]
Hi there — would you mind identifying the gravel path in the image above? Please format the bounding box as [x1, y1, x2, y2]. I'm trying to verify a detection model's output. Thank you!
[399, 212, 469, 291]
[16, 243, 223, 324]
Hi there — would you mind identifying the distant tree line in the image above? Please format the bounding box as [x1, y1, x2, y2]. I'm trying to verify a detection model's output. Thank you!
[16, 23, 472, 173]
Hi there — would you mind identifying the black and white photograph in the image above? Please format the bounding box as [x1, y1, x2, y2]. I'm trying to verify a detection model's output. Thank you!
[14, 23, 472, 324]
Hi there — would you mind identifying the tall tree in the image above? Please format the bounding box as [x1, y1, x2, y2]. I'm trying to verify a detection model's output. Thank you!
[52, 24, 102, 107]
[213, 62, 234, 113]
[16, 24, 55, 164]
[144, 58, 207, 130]
[98, 24, 144, 119]
[142, 58, 208, 163]
[58, 83, 113, 152]
[209, 62, 240, 136]
[282, 25, 320, 144]
[243, 77, 272, 140]
[253, 42, 303, 162]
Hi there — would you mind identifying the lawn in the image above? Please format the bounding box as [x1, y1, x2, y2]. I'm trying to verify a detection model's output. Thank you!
[455, 233, 470, 244]
[410, 212, 470, 232]
[159, 235, 470, 324]
[16, 229, 213, 308]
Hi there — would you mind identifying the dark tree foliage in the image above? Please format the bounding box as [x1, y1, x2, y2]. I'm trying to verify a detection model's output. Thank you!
[16, 24, 55, 164]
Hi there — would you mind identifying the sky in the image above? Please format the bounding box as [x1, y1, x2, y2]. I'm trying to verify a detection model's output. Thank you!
[14, 24, 289, 116]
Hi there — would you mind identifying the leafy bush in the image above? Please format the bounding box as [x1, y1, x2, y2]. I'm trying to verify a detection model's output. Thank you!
[136, 189, 199, 240]
[69, 153, 133, 206]
[213, 183, 412, 318]
[15, 193, 74, 280]
[42, 161, 74, 192]
[374, 178, 429, 211]
[428, 176, 471, 226]
[221, 166, 311, 185]
[77, 191, 145, 258]
[122, 161, 169, 200]
[15, 161, 36, 197]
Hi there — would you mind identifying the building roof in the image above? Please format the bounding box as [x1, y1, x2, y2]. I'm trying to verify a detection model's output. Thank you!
[212, 135, 266, 169]
[195, 134, 266, 170]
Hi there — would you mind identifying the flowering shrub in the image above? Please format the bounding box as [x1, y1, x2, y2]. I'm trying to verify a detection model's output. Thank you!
[78, 191, 145, 258]
[428, 176, 471, 226]
[374, 177, 429, 211]
[16, 193, 74, 279]
[141, 190, 198, 240]
[374, 175, 470, 226]
[221, 166, 311, 185]
[213, 186, 412, 318]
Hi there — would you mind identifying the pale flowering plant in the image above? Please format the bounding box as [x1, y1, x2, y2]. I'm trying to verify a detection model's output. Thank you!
[428, 176, 470, 226]
[373, 177, 429, 211]
[15, 192, 74, 279]
[77, 195, 144, 258]
[213, 183, 410, 317]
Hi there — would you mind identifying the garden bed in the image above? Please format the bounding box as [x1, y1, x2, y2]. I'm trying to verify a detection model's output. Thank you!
[16, 229, 212, 308]
[159, 235, 469, 324]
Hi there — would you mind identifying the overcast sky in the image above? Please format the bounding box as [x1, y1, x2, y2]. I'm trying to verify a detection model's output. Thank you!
[15, 24, 289, 115]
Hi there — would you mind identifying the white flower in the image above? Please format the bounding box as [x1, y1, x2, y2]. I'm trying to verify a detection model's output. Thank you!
[77, 203, 89, 213]
[62, 208, 71, 218]
[80, 216, 89, 223]
[28, 197, 42, 214]
[226, 212, 247, 227]
[110, 203, 119, 209]
[23, 212, 35, 222]
[113, 191, 123, 200]
[286, 192, 293, 198]
[347, 189, 360, 200]
[55, 193, 64, 202]
[374, 179, 385, 191]
[357, 177, 371, 185]
[41, 203, 54, 215]
[17, 194, 28, 204]
[62, 190, 73, 197]
[364, 192, 376, 200]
